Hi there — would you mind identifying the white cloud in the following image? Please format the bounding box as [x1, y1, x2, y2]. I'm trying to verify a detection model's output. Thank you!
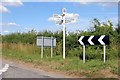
[99, 17, 118, 26]
[33, 0, 119, 2]
[0, 4, 10, 13]
[0, 22, 20, 27]
[80, 2, 88, 4]
[98, 2, 117, 7]
[0, 0, 23, 13]
[3, 0, 23, 6]
[48, 17, 54, 21]
[74, 2, 117, 7]
[7, 22, 20, 26]
[24, 27, 32, 31]
[4, 30, 9, 33]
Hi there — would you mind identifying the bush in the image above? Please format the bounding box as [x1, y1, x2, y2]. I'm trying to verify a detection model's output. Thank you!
[2, 19, 119, 60]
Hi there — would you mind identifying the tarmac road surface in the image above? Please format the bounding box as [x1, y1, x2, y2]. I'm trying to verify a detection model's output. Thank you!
[0, 60, 66, 78]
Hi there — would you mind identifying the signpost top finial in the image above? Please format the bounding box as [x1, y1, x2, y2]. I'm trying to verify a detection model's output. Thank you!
[62, 8, 67, 14]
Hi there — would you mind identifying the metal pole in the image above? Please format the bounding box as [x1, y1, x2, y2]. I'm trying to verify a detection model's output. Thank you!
[41, 36, 43, 59]
[83, 45, 85, 63]
[103, 45, 106, 63]
[51, 36, 53, 58]
[63, 14, 66, 59]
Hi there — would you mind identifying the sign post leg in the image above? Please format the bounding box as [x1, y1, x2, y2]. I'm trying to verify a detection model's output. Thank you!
[63, 24, 66, 59]
[41, 36, 43, 59]
[83, 45, 85, 63]
[51, 37, 53, 58]
[103, 45, 106, 63]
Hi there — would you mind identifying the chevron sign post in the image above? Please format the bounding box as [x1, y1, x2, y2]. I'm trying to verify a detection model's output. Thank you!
[78, 35, 109, 63]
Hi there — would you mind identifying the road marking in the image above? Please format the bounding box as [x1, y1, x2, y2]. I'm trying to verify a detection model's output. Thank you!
[3, 67, 8, 70]
[0, 69, 7, 72]
[0, 72, 2, 75]
[0, 64, 9, 75]
[5, 64, 9, 68]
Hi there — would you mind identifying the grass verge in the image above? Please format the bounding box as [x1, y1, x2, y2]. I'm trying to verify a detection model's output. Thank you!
[2, 48, 118, 78]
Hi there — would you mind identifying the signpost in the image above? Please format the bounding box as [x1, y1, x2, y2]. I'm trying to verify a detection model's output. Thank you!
[37, 36, 56, 59]
[78, 35, 109, 63]
[49, 8, 79, 59]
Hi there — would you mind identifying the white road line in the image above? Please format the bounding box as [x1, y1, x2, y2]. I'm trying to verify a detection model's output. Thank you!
[3, 67, 8, 70]
[0, 64, 9, 75]
[5, 64, 9, 68]
[0, 72, 2, 75]
[0, 69, 7, 72]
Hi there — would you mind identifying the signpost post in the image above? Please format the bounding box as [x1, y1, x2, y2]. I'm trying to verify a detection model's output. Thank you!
[62, 8, 66, 59]
[41, 36, 44, 59]
[49, 8, 79, 59]
[83, 45, 85, 63]
[78, 35, 109, 63]
[37, 36, 56, 59]
[103, 45, 106, 63]
[51, 36, 53, 58]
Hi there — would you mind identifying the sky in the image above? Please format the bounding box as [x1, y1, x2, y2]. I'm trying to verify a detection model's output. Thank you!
[0, 0, 118, 35]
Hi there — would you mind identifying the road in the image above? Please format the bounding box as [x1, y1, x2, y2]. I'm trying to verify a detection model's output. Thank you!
[0, 60, 66, 79]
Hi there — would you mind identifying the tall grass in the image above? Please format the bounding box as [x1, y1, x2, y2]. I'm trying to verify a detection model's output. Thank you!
[2, 43, 118, 60]
[3, 43, 39, 54]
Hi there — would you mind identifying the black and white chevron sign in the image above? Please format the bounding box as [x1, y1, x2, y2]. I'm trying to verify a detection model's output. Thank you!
[78, 35, 109, 45]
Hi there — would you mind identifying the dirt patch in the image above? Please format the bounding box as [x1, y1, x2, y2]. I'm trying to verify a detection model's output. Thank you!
[92, 69, 118, 78]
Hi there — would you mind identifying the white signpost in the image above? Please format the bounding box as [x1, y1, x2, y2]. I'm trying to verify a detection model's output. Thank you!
[49, 8, 79, 59]
[37, 36, 56, 59]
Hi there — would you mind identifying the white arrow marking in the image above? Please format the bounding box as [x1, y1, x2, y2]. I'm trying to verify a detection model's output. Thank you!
[3, 67, 8, 70]
[98, 35, 105, 45]
[0, 72, 2, 75]
[88, 36, 94, 45]
[5, 64, 9, 68]
[78, 36, 84, 45]
[0, 69, 7, 73]
[0, 64, 9, 75]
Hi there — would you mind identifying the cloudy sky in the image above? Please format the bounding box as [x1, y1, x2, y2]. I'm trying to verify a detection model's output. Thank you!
[0, 0, 118, 35]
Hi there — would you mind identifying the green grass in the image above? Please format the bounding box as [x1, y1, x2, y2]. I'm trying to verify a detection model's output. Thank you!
[2, 48, 118, 78]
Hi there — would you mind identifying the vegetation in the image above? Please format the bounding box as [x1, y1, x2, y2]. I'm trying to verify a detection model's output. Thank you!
[2, 18, 120, 77]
